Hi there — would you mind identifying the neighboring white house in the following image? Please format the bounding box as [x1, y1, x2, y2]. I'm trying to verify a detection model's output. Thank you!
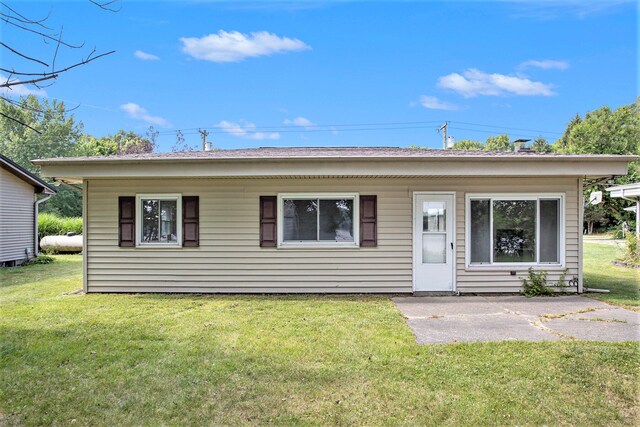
[33, 147, 635, 294]
[1, 153, 56, 266]
[606, 182, 640, 237]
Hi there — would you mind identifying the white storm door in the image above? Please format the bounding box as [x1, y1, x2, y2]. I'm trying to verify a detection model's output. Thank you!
[413, 194, 455, 292]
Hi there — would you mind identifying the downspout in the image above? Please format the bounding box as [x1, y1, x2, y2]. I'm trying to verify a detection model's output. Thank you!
[34, 194, 52, 256]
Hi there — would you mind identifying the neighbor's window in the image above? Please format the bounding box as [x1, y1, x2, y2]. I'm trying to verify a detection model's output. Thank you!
[136, 194, 182, 246]
[468, 195, 562, 265]
[279, 194, 359, 246]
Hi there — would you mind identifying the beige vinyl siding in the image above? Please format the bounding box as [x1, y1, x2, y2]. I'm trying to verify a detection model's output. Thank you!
[86, 177, 580, 293]
[0, 168, 35, 263]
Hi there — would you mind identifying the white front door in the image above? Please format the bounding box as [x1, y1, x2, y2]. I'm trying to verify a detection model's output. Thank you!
[413, 193, 455, 292]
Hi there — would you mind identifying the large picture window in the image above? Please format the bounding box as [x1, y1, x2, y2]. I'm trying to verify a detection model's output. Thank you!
[136, 194, 182, 247]
[278, 193, 359, 247]
[467, 194, 563, 266]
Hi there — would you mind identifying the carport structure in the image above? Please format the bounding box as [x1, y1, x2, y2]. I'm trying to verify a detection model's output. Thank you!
[606, 182, 640, 237]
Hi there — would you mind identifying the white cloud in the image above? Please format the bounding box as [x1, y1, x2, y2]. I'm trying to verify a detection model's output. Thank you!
[416, 95, 458, 110]
[283, 116, 316, 128]
[438, 68, 555, 97]
[134, 50, 159, 61]
[518, 59, 569, 71]
[120, 103, 171, 127]
[217, 120, 280, 140]
[180, 30, 310, 63]
[0, 74, 47, 97]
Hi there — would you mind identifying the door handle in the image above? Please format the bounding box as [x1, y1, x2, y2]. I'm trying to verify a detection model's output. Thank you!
[450, 242, 454, 250]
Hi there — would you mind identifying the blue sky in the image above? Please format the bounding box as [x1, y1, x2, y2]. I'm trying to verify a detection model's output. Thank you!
[3, 0, 637, 151]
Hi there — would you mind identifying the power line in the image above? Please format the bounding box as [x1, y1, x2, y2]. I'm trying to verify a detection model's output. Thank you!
[155, 120, 444, 135]
[451, 121, 562, 136]
[448, 126, 554, 140]
[161, 124, 446, 136]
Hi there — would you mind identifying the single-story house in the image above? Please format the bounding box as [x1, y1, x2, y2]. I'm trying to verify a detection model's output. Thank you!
[1, 153, 56, 266]
[33, 147, 635, 294]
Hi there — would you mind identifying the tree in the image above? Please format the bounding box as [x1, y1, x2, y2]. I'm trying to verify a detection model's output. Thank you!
[484, 134, 511, 151]
[554, 99, 639, 155]
[531, 137, 552, 153]
[0, 96, 82, 169]
[584, 203, 609, 234]
[555, 99, 640, 233]
[0, 95, 157, 216]
[450, 139, 485, 150]
[78, 127, 157, 156]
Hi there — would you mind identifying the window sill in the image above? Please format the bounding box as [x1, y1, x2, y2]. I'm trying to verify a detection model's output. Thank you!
[135, 244, 183, 249]
[278, 242, 360, 249]
[465, 263, 565, 272]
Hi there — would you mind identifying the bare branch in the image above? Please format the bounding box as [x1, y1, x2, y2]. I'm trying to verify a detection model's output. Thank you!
[0, 17, 84, 49]
[0, 2, 52, 29]
[2, 74, 58, 87]
[0, 50, 115, 89]
[0, 111, 41, 134]
[0, 42, 49, 66]
[90, 0, 122, 13]
[52, 26, 63, 72]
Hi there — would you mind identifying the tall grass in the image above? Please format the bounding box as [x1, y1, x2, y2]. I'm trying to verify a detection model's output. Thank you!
[38, 213, 82, 242]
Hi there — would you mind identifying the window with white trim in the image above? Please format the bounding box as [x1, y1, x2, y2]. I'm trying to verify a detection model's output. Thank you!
[278, 193, 359, 247]
[467, 195, 563, 265]
[136, 194, 182, 246]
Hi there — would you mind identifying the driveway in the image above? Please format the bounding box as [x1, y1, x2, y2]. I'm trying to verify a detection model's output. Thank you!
[392, 295, 639, 344]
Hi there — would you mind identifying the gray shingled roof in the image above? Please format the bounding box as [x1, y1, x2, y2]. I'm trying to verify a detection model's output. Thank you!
[33, 147, 637, 163]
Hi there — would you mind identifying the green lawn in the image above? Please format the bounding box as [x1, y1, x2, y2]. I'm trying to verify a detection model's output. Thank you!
[584, 241, 640, 310]
[1, 255, 638, 426]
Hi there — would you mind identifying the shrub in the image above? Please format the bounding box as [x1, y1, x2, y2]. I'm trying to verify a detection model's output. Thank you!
[23, 255, 55, 265]
[38, 213, 82, 243]
[622, 233, 640, 267]
[521, 267, 554, 297]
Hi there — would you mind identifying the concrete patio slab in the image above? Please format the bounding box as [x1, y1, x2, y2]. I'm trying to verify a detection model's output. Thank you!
[392, 295, 639, 344]
[407, 315, 561, 344]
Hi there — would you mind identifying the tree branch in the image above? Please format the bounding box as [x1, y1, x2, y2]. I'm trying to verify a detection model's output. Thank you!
[90, 0, 122, 13]
[0, 17, 84, 49]
[0, 42, 49, 66]
[0, 2, 52, 29]
[0, 50, 115, 88]
[0, 111, 41, 134]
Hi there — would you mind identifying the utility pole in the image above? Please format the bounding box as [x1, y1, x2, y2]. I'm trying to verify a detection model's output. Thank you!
[198, 129, 209, 151]
[438, 122, 448, 149]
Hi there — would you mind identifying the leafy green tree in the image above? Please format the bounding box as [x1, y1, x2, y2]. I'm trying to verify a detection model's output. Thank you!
[78, 128, 157, 156]
[554, 99, 639, 155]
[451, 139, 485, 150]
[0, 96, 84, 216]
[0, 96, 158, 216]
[0, 96, 83, 170]
[484, 134, 511, 151]
[555, 114, 581, 151]
[531, 137, 552, 153]
[555, 99, 640, 233]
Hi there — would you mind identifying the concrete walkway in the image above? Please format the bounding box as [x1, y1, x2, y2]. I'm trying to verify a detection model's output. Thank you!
[392, 295, 639, 344]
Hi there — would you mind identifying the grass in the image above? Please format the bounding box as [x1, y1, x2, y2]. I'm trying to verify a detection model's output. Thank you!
[584, 241, 640, 310]
[1, 255, 638, 425]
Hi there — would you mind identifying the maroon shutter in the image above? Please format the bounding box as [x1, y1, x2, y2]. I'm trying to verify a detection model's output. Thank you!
[259, 196, 277, 247]
[360, 195, 377, 247]
[118, 196, 135, 247]
[183, 196, 199, 247]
